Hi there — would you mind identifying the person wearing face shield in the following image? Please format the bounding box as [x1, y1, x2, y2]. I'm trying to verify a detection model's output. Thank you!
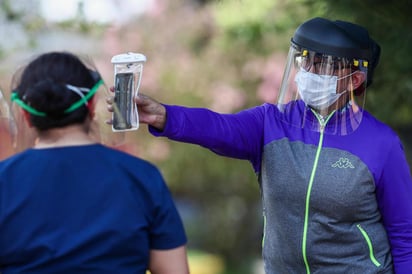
[107, 17, 412, 273]
[0, 52, 189, 274]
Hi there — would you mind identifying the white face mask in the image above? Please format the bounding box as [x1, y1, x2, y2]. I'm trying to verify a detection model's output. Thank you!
[295, 69, 350, 109]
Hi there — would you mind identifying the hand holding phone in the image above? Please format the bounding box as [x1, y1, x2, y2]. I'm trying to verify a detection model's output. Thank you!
[111, 52, 146, 132]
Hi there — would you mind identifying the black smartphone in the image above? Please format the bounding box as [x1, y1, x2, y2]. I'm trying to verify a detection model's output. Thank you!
[113, 73, 134, 130]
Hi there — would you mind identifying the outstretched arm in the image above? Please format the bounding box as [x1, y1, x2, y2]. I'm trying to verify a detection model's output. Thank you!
[107, 91, 266, 168]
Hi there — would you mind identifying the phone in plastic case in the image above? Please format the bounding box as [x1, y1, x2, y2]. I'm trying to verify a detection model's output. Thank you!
[113, 73, 134, 130]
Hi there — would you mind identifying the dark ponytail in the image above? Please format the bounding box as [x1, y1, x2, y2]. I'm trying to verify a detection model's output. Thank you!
[13, 52, 99, 130]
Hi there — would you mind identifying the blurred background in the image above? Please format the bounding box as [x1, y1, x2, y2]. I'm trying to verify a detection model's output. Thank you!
[0, 0, 411, 273]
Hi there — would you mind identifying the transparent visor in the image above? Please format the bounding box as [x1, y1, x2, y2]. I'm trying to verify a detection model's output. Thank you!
[0, 88, 18, 159]
[8, 56, 124, 152]
[277, 45, 369, 135]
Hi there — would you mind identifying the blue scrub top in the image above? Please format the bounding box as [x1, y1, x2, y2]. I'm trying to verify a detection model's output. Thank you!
[0, 144, 187, 273]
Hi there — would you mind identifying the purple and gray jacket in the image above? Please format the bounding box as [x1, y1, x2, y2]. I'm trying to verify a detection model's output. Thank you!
[150, 101, 412, 274]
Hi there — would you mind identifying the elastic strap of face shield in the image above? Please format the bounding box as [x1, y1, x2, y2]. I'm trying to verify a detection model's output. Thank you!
[11, 78, 103, 117]
[11, 93, 47, 117]
[63, 69, 103, 112]
[64, 79, 103, 113]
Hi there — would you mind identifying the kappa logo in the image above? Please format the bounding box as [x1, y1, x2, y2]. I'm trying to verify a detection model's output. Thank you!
[332, 157, 355, 169]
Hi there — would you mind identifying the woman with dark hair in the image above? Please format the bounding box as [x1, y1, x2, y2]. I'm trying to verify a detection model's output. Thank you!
[0, 51, 189, 274]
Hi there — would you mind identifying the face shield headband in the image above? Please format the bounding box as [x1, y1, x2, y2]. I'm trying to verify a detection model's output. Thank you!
[11, 79, 104, 117]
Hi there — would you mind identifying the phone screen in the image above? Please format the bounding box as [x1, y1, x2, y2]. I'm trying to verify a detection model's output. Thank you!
[113, 73, 134, 130]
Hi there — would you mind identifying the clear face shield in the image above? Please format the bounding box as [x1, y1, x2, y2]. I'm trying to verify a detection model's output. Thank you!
[0, 88, 18, 159]
[277, 44, 369, 135]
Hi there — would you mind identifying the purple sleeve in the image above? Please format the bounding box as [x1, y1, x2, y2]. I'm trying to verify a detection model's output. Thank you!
[149, 104, 265, 170]
[376, 137, 412, 273]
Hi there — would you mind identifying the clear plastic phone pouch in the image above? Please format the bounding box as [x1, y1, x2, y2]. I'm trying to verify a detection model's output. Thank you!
[111, 52, 146, 132]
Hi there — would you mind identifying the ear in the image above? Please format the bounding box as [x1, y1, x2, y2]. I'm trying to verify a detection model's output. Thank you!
[87, 97, 96, 119]
[349, 71, 366, 90]
[22, 110, 34, 128]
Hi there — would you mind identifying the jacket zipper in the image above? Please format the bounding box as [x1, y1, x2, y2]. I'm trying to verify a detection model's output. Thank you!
[356, 224, 382, 267]
[302, 110, 335, 274]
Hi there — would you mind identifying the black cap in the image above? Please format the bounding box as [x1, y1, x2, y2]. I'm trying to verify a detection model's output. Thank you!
[292, 17, 380, 87]
[292, 17, 376, 60]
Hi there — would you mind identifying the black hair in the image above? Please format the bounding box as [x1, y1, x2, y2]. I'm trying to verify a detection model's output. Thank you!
[14, 51, 98, 131]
